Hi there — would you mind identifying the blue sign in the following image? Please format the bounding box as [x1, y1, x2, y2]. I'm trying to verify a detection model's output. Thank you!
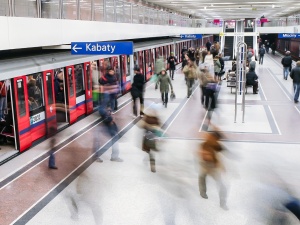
[71, 42, 134, 55]
[180, 34, 202, 39]
[278, 33, 300, 39]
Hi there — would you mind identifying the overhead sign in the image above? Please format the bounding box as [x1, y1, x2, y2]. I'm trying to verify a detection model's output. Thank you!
[278, 33, 300, 39]
[180, 34, 202, 39]
[71, 42, 134, 55]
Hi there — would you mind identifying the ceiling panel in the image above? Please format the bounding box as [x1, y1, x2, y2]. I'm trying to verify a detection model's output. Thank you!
[146, 0, 300, 19]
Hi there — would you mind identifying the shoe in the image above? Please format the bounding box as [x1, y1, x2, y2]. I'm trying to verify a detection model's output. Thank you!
[110, 157, 123, 162]
[220, 204, 229, 210]
[254, 92, 258, 94]
[96, 158, 103, 163]
[294, 100, 299, 103]
[49, 166, 58, 169]
[200, 193, 208, 199]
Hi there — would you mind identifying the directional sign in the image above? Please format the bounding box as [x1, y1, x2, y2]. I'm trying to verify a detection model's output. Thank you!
[71, 42, 134, 55]
[180, 34, 202, 39]
[278, 33, 300, 39]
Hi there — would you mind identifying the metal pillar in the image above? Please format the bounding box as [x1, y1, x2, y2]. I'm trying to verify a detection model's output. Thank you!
[234, 42, 247, 123]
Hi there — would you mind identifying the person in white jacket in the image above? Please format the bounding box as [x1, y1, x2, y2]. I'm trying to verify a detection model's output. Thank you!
[204, 51, 214, 75]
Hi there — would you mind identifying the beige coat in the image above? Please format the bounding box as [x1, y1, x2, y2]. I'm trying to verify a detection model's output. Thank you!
[183, 64, 200, 80]
[198, 69, 215, 87]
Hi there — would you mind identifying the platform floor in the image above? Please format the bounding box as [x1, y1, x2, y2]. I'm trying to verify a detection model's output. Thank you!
[1, 53, 300, 225]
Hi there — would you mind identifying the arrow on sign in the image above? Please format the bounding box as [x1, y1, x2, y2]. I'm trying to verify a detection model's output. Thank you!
[72, 44, 82, 53]
[180, 35, 184, 38]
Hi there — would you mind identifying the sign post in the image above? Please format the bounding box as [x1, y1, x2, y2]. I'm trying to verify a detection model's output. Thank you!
[180, 34, 202, 39]
[71, 42, 134, 55]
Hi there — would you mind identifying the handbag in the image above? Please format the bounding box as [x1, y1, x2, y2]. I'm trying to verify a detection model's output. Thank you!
[170, 91, 176, 100]
[143, 130, 157, 150]
[206, 82, 218, 92]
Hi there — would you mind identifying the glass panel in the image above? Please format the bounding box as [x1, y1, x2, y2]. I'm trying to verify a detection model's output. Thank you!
[67, 67, 74, 97]
[54, 68, 65, 104]
[105, 0, 115, 22]
[27, 73, 44, 113]
[46, 73, 53, 105]
[138, 6, 144, 24]
[85, 64, 91, 90]
[94, 0, 104, 21]
[41, 0, 59, 19]
[132, 4, 139, 24]
[17, 79, 26, 117]
[115, 0, 124, 23]
[123, 3, 131, 23]
[14, 0, 38, 18]
[0, 0, 9, 16]
[62, 0, 77, 20]
[80, 0, 91, 20]
[144, 8, 149, 24]
[74, 64, 85, 97]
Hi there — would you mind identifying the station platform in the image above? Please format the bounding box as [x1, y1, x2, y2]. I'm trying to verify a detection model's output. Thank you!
[0, 53, 300, 225]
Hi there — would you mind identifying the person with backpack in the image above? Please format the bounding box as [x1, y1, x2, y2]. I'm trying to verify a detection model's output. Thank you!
[198, 128, 228, 210]
[281, 51, 293, 80]
[258, 45, 266, 65]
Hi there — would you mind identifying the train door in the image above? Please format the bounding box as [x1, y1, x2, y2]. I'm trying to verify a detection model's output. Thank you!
[110, 56, 122, 97]
[83, 62, 93, 115]
[150, 49, 155, 76]
[120, 55, 131, 93]
[65, 66, 77, 124]
[74, 64, 86, 118]
[53, 68, 68, 129]
[43, 70, 57, 134]
[144, 49, 152, 81]
[138, 51, 144, 75]
[13, 77, 31, 151]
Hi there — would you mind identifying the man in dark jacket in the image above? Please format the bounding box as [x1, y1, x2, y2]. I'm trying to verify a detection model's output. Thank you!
[131, 66, 145, 117]
[246, 67, 259, 94]
[167, 52, 178, 80]
[290, 61, 300, 103]
[206, 40, 212, 51]
[258, 46, 266, 65]
[98, 66, 119, 115]
[281, 51, 293, 80]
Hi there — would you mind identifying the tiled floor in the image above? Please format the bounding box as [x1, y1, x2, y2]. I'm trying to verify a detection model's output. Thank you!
[2, 54, 300, 225]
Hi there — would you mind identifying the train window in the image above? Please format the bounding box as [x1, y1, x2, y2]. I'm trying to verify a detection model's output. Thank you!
[46, 73, 53, 105]
[126, 55, 130, 77]
[67, 67, 74, 97]
[17, 79, 26, 117]
[27, 73, 44, 113]
[54, 68, 65, 104]
[86, 64, 91, 90]
[74, 64, 85, 97]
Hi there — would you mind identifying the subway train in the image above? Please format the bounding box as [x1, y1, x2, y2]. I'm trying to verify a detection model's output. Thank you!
[277, 38, 300, 60]
[0, 36, 212, 153]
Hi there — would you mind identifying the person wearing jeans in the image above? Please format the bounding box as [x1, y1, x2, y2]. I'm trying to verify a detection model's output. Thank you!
[290, 61, 300, 103]
[155, 69, 173, 108]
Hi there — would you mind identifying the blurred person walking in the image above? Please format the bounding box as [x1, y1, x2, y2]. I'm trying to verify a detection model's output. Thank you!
[97, 107, 123, 162]
[198, 129, 228, 210]
[140, 107, 162, 173]
[183, 57, 199, 98]
[290, 61, 300, 103]
[131, 66, 145, 117]
[98, 66, 119, 115]
[48, 127, 58, 169]
[281, 51, 293, 80]
[167, 52, 178, 80]
[258, 45, 266, 65]
[198, 66, 215, 106]
[155, 69, 174, 108]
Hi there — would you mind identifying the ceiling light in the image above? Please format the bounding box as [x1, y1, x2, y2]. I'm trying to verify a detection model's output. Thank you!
[204, 6, 207, 10]
[272, 4, 275, 8]
[211, 4, 213, 7]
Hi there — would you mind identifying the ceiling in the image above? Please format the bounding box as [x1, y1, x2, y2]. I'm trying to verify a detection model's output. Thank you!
[145, 0, 300, 19]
